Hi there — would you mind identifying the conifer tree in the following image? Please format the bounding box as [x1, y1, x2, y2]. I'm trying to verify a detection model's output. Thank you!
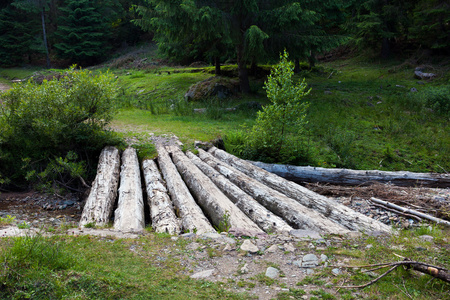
[0, 5, 39, 66]
[54, 0, 110, 65]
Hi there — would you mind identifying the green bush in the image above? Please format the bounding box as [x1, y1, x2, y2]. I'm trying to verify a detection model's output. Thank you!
[422, 85, 450, 116]
[0, 66, 122, 190]
[245, 50, 310, 164]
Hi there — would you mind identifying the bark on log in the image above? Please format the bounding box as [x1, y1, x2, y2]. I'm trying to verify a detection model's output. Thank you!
[114, 147, 145, 231]
[198, 149, 349, 234]
[142, 159, 181, 234]
[168, 146, 263, 234]
[371, 197, 450, 227]
[250, 161, 450, 188]
[155, 143, 215, 234]
[208, 147, 391, 233]
[79, 146, 120, 227]
[186, 151, 293, 233]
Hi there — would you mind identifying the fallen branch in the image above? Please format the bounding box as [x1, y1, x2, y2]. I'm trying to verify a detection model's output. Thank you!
[339, 259, 450, 288]
[369, 201, 422, 222]
[370, 197, 450, 227]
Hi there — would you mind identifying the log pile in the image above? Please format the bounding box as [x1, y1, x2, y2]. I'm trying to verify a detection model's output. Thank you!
[80, 143, 398, 235]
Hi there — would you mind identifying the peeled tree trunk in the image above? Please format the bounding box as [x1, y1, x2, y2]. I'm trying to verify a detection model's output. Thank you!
[79, 146, 120, 227]
[142, 159, 181, 234]
[155, 143, 215, 234]
[186, 151, 293, 233]
[198, 149, 349, 235]
[114, 147, 145, 231]
[169, 146, 263, 234]
[250, 161, 450, 188]
[208, 147, 391, 233]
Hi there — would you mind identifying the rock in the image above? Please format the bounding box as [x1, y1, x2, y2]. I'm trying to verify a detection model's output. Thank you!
[320, 254, 328, 262]
[191, 269, 215, 279]
[223, 244, 234, 251]
[266, 244, 279, 253]
[240, 263, 249, 274]
[332, 268, 341, 275]
[283, 243, 295, 252]
[293, 260, 302, 268]
[181, 232, 196, 238]
[229, 228, 268, 239]
[346, 231, 362, 239]
[414, 68, 436, 80]
[240, 240, 259, 253]
[186, 242, 201, 250]
[201, 232, 222, 240]
[366, 244, 373, 249]
[265, 267, 279, 279]
[302, 254, 319, 268]
[289, 230, 321, 239]
[419, 235, 434, 242]
[306, 269, 314, 275]
[184, 77, 239, 101]
[410, 87, 418, 92]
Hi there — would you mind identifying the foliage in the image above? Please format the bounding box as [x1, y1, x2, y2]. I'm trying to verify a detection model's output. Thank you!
[245, 51, 310, 163]
[0, 215, 16, 226]
[420, 85, 450, 117]
[54, 0, 111, 65]
[0, 66, 121, 189]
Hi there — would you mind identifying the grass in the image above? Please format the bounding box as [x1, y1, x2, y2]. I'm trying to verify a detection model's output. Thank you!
[0, 232, 250, 299]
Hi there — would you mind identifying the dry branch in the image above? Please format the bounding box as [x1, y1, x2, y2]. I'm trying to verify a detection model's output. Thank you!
[370, 197, 450, 227]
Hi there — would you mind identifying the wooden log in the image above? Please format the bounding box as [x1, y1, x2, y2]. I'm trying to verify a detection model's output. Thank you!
[186, 151, 293, 233]
[371, 197, 450, 227]
[155, 143, 215, 234]
[249, 161, 450, 188]
[79, 146, 120, 227]
[142, 159, 181, 234]
[169, 146, 263, 234]
[197, 149, 349, 234]
[113, 147, 145, 231]
[209, 147, 391, 233]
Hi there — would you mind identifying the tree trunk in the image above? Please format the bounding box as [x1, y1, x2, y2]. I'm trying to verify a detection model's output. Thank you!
[249, 161, 450, 188]
[294, 58, 300, 73]
[237, 44, 250, 93]
[169, 146, 263, 234]
[142, 159, 181, 234]
[198, 149, 350, 234]
[214, 56, 221, 75]
[114, 147, 145, 231]
[208, 147, 391, 233]
[41, 7, 50, 68]
[186, 151, 293, 233]
[79, 146, 120, 227]
[381, 37, 391, 59]
[155, 142, 215, 234]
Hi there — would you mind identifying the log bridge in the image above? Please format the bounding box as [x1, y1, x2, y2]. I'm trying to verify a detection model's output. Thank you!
[79, 144, 391, 236]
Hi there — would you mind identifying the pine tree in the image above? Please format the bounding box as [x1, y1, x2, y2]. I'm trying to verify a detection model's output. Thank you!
[0, 5, 39, 66]
[54, 0, 110, 65]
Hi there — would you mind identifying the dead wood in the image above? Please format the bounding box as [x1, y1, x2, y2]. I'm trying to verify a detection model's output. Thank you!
[168, 146, 263, 234]
[79, 146, 120, 227]
[155, 142, 215, 234]
[198, 149, 350, 234]
[339, 259, 450, 288]
[208, 147, 390, 233]
[370, 197, 450, 227]
[142, 159, 181, 235]
[114, 147, 145, 231]
[186, 151, 293, 233]
[250, 161, 450, 188]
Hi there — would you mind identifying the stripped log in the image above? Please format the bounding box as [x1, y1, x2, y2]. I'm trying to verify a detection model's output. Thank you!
[155, 143, 215, 234]
[142, 159, 181, 234]
[186, 151, 293, 233]
[198, 149, 349, 234]
[169, 146, 263, 234]
[114, 147, 145, 231]
[371, 197, 450, 227]
[79, 146, 120, 227]
[250, 161, 450, 188]
[209, 147, 390, 233]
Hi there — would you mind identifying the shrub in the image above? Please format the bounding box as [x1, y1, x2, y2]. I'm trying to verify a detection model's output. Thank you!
[422, 85, 450, 117]
[245, 50, 310, 163]
[0, 66, 121, 190]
